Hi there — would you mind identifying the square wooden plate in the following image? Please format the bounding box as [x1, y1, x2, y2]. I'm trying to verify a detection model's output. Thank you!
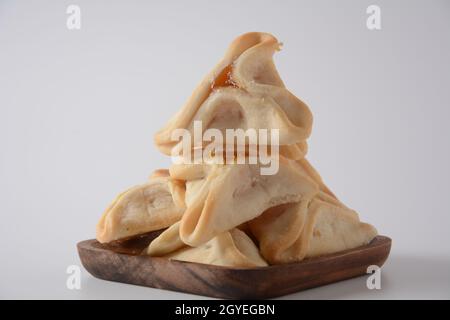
[77, 232, 391, 299]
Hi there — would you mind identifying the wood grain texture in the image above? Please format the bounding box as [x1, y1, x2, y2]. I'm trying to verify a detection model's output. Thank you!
[77, 233, 391, 299]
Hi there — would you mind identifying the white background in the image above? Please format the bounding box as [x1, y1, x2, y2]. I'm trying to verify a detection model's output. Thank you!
[1, 0, 449, 299]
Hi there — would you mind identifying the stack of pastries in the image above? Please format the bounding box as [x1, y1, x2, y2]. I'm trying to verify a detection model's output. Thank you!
[96, 32, 377, 268]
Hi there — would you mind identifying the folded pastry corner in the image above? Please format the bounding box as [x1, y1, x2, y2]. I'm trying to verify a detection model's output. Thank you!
[305, 199, 377, 259]
[249, 199, 377, 264]
[146, 222, 268, 268]
[176, 157, 319, 247]
[96, 174, 185, 243]
[154, 32, 313, 158]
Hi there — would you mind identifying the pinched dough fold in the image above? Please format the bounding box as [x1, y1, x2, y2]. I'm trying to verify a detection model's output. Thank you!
[154, 32, 312, 160]
[96, 172, 185, 243]
[146, 222, 268, 268]
[173, 157, 318, 246]
[249, 199, 377, 264]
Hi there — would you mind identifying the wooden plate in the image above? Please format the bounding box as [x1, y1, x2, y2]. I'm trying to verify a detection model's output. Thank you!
[77, 232, 391, 299]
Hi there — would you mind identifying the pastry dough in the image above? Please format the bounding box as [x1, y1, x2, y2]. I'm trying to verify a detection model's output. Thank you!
[305, 199, 377, 258]
[96, 173, 185, 243]
[154, 32, 312, 158]
[146, 222, 267, 268]
[175, 157, 319, 246]
[170, 87, 308, 152]
[145, 222, 185, 256]
[249, 199, 377, 264]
